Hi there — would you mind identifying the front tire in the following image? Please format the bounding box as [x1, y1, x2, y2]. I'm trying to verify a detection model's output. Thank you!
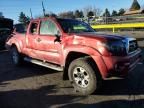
[68, 57, 100, 95]
[11, 46, 23, 66]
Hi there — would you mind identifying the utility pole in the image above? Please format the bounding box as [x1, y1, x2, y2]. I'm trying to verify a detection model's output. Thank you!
[42, 1, 46, 17]
[105, 10, 107, 24]
[105, 13, 107, 24]
[30, 8, 33, 19]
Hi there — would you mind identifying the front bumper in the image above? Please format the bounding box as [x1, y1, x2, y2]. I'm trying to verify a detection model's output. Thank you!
[104, 48, 142, 78]
[92, 48, 142, 79]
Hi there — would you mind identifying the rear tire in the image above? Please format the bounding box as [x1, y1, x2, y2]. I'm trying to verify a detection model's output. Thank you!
[11, 46, 23, 66]
[68, 57, 101, 95]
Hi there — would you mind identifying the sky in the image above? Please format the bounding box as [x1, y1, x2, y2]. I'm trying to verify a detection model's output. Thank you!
[0, 0, 143, 23]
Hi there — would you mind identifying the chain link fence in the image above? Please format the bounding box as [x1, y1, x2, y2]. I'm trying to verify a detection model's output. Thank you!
[89, 14, 144, 25]
[86, 14, 144, 32]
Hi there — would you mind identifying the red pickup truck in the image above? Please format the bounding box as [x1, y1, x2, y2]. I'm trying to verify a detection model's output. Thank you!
[6, 17, 141, 95]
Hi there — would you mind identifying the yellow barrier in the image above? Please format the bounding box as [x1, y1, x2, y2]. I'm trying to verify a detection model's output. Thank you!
[91, 22, 144, 33]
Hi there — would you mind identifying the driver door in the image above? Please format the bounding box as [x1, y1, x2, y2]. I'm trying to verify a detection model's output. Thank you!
[35, 19, 62, 65]
[26, 21, 44, 60]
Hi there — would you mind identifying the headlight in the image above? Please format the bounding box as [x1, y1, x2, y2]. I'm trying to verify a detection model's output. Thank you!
[108, 40, 127, 56]
[97, 40, 127, 56]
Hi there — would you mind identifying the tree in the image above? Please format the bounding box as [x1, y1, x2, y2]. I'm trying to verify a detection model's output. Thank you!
[83, 6, 93, 17]
[130, 0, 141, 11]
[83, 6, 102, 17]
[49, 13, 57, 17]
[0, 12, 4, 18]
[111, 10, 118, 16]
[58, 11, 75, 19]
[49, 12, 57, 17]
[45, 14, 49, 17]
[118, 8, 125, 16]
[79, 11, 84, 18]
[18, 12, 30, 25]
[35, 12, 57, 18]
[75, 10, 80, 18]
[87, 11, 94, 18]
[74, 10, 84, 18]
[93, 8, 102, 17]
[103, 8, 111, 17]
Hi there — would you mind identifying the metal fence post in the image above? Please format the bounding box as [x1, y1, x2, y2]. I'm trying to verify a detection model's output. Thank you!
[113, 27, 115, 33]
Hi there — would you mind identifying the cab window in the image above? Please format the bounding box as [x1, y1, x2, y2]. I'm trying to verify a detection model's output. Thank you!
[40, 20, 58, 36]
[30, 22, 38, 35]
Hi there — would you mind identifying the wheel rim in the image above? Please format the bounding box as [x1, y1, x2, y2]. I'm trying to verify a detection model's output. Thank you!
[12, 50, 18, 64]
[73, 67, 90, 88]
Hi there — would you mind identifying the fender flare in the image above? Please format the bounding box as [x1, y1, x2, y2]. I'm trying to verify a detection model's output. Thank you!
[63, 45, 101, 66]
[9, 38, 22, 53]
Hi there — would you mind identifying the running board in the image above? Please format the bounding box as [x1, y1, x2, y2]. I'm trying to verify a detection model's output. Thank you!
[24, 57, 63, 71]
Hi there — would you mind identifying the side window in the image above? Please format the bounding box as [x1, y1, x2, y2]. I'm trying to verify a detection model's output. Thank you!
[40, 20, 58, 36]
[30, 22, 38, 35]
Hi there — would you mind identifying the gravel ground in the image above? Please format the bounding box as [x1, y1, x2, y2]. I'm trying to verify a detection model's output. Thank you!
[0, 31, 144, 108]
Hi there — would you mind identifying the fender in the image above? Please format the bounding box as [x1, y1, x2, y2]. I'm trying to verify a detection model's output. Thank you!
[7, 37, 23, 53]
[63, 45, 101, 65]
[62, 45, 108, 78]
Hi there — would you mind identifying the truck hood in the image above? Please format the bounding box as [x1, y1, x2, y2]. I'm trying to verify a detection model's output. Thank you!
[74, 32, 133, 41]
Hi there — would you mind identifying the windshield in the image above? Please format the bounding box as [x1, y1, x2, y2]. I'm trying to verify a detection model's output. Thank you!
[14, 23, 27, 33]
[57, 19, 95, 33]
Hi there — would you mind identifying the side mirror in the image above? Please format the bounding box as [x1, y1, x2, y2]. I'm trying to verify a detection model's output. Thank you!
[55, 30, 61, 37]
[54, 30, 61, 43]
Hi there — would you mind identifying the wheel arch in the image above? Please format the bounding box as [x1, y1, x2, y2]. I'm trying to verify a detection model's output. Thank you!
[63, 51, 102, 80]
[10, 42, 21, 53]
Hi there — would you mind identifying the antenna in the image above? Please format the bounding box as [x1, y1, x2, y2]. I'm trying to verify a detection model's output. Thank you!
[42, 1, 46, 16]
[30, 8, 33, 19]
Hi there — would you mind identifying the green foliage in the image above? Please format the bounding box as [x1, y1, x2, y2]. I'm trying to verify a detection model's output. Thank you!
[74, 10, 84, 18]
[118, 8, 125, 16]
[112, 10, 118, 16]
[103, 8, 111, 17]
[18, 12, 30, 25]
[59, 11, 75, 19]
[87, 11, 94, 18]
[130, 0, 141, 11]
[0, 12, 4, 18]
[75, 10, 80, 18]
[79, 11, 84, 18]
[35, 12, 57, 18]
[45, 14, 49, 17]
[49, 13, 57, 17]
[59, 10, 83, 19]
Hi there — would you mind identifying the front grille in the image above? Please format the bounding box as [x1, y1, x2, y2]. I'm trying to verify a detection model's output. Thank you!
[129, 40, 138, 53]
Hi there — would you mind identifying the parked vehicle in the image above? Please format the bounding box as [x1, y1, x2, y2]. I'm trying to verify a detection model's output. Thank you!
[14, 23, 27, 33]
[0, 28, 11, 49]
[6, 17, 141, 95]
[0, 18, 13, 49]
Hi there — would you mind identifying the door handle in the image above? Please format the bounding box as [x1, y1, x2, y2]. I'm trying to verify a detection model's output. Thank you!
[37, 38, 41, 42]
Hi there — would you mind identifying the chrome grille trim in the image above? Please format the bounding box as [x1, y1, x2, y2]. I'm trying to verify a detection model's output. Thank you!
[122, 37, 138, 55]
